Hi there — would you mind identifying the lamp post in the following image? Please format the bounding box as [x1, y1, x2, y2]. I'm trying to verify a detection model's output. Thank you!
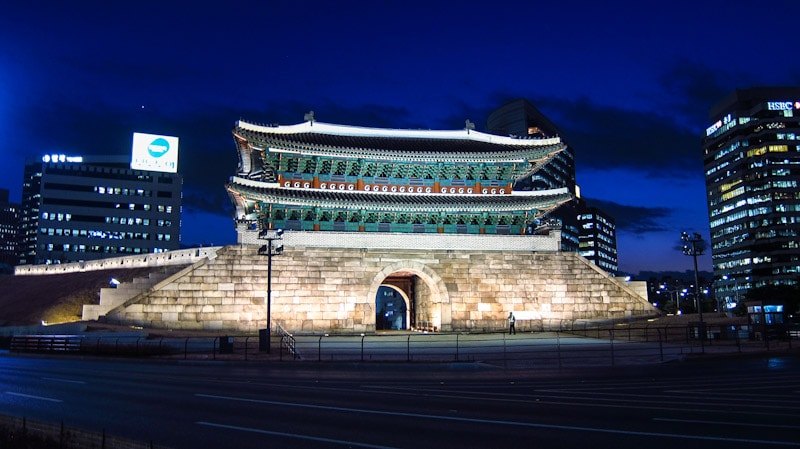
[658, 283, 681, 314]
[681, 231, 705, 342]
[258, 228, 284, 354]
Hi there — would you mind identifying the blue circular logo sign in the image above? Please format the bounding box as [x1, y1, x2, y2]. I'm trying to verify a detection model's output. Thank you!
[147, 138, 170, 158]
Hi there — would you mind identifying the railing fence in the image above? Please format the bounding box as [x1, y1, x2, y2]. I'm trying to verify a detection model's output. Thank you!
[6, 322, 796, 367]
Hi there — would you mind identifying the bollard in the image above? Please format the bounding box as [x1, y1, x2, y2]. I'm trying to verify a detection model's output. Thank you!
[557, 331, 562, 371]
[608, 329, 615, 367]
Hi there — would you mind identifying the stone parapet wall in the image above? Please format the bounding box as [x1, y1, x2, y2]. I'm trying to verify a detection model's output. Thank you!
[237, 228, 561, 252]
[103, 244, 658, 334]
[14, 247, 222, 276]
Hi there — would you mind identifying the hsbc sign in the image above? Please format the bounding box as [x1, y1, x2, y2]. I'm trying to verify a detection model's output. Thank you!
[767, 101, 800, 111]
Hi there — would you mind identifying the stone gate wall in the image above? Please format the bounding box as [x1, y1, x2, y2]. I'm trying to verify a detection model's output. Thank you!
[103, 244, 658, 333]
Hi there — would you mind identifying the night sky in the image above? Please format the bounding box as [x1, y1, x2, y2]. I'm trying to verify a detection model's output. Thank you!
[2, 1, 799, 275]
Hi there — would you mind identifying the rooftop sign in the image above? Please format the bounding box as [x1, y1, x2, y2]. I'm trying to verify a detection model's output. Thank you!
[131, 132, 179, 173]
[767, 101, 800, 111]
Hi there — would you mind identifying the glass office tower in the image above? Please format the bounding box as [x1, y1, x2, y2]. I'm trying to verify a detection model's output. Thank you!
[703, 87, 800, 309]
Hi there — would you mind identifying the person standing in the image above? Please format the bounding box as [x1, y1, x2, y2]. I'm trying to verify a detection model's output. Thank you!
[508, 311, 516, 335]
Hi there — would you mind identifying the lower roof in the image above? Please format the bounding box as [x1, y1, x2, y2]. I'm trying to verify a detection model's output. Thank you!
[227, 177, 572, 214]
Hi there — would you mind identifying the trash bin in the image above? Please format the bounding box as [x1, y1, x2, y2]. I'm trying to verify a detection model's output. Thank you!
[219, 336, 234, 354]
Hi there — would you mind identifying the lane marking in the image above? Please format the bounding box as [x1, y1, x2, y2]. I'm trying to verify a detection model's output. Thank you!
[5, 392, 62, 402]
[194, 393, 800, 446]
[42, 377, 86, 385]
[654, 417, 800, 430]
[360, 385, 800, 418]
[197, 421, 399, 449]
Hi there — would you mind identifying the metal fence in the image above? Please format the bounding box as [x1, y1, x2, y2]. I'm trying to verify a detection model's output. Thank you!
[9, 334, 253, 360]
[0, 414, 173, 449]
[7, 322, 797, 367]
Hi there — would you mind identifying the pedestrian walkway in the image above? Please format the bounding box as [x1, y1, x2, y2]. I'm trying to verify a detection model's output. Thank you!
[288, 331, 753, 368]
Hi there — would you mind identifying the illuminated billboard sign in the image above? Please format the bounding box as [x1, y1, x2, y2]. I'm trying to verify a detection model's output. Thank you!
[130, 132, 179, 173]
[767, 101, 800, 111]
[706, 114, 732, 137]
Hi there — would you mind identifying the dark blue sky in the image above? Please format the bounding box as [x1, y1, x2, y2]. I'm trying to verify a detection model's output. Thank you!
[2, 1, 799, 274]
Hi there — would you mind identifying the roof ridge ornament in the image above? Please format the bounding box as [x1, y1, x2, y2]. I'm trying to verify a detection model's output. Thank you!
[465, 119, 475, 133]
[304, 111, 315, 125]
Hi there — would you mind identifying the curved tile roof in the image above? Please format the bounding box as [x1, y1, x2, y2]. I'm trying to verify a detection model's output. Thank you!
[234, 120, 564, 162]
[227, 177, 571, 213]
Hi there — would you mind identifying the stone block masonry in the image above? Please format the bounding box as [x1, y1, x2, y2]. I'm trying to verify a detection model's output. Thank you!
[103, 244, 658, 334]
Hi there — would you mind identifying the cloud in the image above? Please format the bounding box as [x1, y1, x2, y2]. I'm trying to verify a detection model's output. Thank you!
[476, 59, 763, 179]
[654, 58, 750, 126]
[582, 197, 672, 235]
[182, 187, 233, 217]
[530, 96, 702, 175]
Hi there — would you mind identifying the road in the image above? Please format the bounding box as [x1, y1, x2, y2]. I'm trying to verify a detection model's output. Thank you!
[0, 352, 798, 448]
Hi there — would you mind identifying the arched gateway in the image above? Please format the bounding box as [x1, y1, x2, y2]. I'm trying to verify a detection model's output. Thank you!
[369, 260, 451, 332]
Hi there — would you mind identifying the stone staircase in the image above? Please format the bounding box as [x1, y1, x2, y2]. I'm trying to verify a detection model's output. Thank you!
[82, 267, 185, 321]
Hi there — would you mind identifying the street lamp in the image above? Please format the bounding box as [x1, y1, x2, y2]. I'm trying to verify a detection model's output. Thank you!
[258, 228, 284, 354]
[681, 231, 705, 340]
[658, 283, 681, 314]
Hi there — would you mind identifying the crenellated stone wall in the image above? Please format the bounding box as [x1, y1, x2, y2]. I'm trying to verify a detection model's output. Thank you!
[15, 247, 222, 276]
[102, 244, 658, 333]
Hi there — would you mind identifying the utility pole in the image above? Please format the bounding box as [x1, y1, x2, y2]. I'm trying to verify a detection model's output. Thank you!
[681, 231, 705, 348]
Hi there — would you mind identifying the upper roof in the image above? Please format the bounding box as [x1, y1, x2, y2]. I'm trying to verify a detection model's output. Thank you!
[234, 120, 564, 162]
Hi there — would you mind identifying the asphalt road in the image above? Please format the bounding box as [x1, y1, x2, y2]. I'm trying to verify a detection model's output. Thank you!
[0, 352, 798, 448]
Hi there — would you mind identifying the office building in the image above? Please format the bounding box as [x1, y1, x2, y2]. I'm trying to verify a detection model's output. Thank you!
[487, 99, 617, 272]
[703, 87, 800, 309]
[486, 98, 577, 194]
[0, 189, 20, 269]
[19, 134, 183, 265]
[577, 197, 618, 275]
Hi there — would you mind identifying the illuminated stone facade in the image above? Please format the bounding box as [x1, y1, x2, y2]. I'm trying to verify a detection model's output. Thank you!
[101, 244, 656, 333]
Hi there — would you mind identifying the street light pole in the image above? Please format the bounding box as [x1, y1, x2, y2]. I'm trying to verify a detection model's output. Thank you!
[258, 229, 284, 354]
[681, 231, 705, 343]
